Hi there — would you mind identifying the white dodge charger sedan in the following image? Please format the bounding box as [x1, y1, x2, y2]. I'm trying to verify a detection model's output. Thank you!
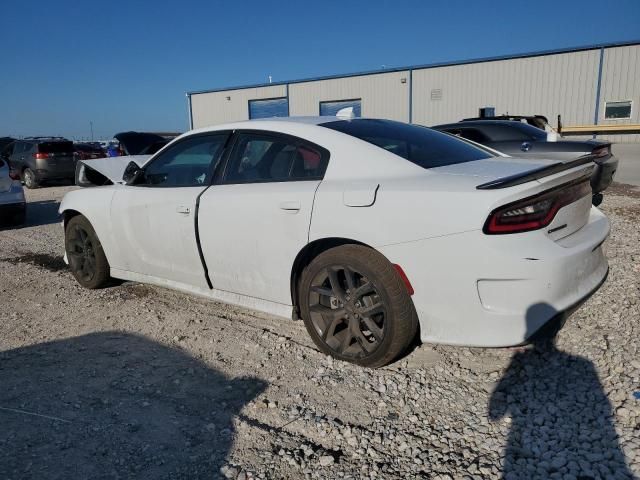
[60, 116, 609, 367]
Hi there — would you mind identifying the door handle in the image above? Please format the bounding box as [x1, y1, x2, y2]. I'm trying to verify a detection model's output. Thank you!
[176, 206, 191, 215]
[279, 200, 301, 213]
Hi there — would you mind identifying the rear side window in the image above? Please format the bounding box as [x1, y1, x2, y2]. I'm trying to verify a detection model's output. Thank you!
[12, 142, 27, 155]
[322, 119, 491, 169]
[38, 141, 74, 153]
[223, 133, 329, 184]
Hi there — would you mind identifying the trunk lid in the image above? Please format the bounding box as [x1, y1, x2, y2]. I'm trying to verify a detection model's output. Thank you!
[478, 160, 595, 241]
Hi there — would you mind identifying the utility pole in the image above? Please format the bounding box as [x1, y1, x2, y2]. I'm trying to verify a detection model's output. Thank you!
[90, 121, 94, 142]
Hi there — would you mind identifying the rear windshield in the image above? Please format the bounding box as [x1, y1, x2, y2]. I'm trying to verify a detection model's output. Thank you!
[38, 141, 74, 153]
[75, 143, 104, 153]
[322, 119, 491, 169]
[480, 122, 548, 142]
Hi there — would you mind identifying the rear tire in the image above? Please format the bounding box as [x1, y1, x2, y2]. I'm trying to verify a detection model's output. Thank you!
[22, 168, 39, 189]
[299, 245, 418, 368]
[65, 215, 111, 289]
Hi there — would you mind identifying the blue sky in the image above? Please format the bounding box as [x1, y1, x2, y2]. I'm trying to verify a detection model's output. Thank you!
[2, 0, 639, 140]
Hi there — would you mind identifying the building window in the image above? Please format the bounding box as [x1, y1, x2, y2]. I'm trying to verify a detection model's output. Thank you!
[319, 99, 362, 117]
[604, 100, 632, 120]
[248, 98, 289, 119]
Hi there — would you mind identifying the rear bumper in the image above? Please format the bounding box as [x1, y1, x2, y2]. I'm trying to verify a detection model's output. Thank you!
[34, 158, 76, 179]
[34, 167, 75, 180]
[526, 266, 608, 343]
[379, 207, 610, 347]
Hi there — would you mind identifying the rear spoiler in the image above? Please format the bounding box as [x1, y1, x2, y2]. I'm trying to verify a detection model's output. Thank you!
[476, 155, 595, 190]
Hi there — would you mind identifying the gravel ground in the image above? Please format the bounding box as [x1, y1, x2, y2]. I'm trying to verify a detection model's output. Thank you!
[0, 184, 638, 480]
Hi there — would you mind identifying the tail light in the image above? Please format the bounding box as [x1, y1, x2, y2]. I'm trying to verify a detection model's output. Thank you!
[483, 176, 592, 235]
[34, 152, 49, 159]
[592, 146, 610, 158]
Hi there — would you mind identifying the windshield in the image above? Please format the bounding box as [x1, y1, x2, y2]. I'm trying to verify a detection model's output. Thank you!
[322, 119, 492, 169]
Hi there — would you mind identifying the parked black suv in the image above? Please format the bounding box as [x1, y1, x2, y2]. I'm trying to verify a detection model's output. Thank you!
[5, 137, 76, 188]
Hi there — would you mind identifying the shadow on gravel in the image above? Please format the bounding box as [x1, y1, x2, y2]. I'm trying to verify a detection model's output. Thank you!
[0, 332, 267, 479]
[3, 252, 67, 272]
[489, 304, 633, 480]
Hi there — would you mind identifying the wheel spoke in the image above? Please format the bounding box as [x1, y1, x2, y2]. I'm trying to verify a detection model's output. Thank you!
[310, 285, 334, 298]
[360, 301, 384, 317]
[81, 258, 91, 277]
[344, 266, 357, 292]
[338, 329, 353, 353]
[354, 329, 376, 353]
[322, 317, 341, 341]
[309, 304, 346, 323]
[353, 282, 374, 299]
[361, 317, 384, 342]
[326, 268, 346, 302]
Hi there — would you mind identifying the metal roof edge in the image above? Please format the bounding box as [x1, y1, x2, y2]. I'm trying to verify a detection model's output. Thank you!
[186, 39, 640, 96]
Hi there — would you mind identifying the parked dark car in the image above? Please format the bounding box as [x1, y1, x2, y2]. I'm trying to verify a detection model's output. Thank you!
[432, 120, 618, 204]
[6, 137, 76, 188]
[74, 142, 106, 161]
[0, 137, 15, 152]
[114, 131, 170, 156]
[461, 115, 552, 131]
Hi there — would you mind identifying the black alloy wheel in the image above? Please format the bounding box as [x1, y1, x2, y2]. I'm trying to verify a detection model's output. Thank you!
[299, 245, 418, 368]
[64, 215, 111, 289]
[67, 223, 97, 284]
[308, 265, 386, 359]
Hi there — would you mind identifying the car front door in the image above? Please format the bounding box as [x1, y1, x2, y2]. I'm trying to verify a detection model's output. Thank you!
[109, 133, 230, 288]
[198, 131, 329, 305]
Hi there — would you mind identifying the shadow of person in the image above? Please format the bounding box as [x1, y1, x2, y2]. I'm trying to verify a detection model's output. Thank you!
[489, 303, 634, 480]
[0, 332, 267, 479]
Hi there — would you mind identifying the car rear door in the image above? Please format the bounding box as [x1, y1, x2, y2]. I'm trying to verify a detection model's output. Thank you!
[109, 133, 230, 288]
[197, 131, 329, 305]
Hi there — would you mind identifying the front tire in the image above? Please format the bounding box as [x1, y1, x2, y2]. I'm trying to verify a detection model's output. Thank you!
[299, 245, 418, 368]
[22, 168, 39, 189]
[65, 215, 111, 289]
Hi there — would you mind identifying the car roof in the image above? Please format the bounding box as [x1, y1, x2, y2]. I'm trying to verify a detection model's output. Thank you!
[189, 115, 356, 134]
[20, 136, 71, 143]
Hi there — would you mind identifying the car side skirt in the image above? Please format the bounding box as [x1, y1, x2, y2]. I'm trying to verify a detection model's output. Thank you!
[110, 268, 293, 320]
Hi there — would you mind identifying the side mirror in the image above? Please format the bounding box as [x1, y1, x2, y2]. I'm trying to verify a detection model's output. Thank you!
[122, 161, 143, 184]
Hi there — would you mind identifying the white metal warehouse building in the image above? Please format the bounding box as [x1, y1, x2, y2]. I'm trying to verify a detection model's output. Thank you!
[187, 40, 640, 142]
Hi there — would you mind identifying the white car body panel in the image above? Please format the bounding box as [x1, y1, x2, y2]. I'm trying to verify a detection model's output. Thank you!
[110, 185, 209, 288]
[198, 180, 320, 306]
[59, 117, 610, 348]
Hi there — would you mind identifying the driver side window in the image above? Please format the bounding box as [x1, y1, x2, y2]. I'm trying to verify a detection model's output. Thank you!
[138, 134, 228, 187]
